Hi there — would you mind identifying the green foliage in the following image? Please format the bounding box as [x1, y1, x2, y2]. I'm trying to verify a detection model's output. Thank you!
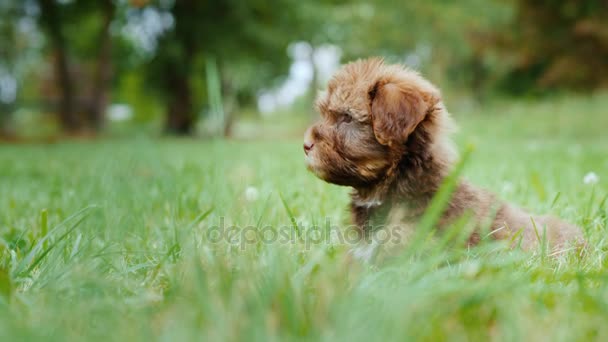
[0, 1, 40, 133]
[2, 0, 608, 136]
[144, 0, 318, 102]
[0, 97, 607, 340]
[115, 70, 162, 123]
[492, 0, 608, 93]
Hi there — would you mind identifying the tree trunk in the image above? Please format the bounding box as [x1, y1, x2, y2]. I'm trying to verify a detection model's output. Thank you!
[38, 0, 78, 133]
[0, 106, 15, 140]
[162, 0, 198, 136]
[164, 69, 195, 135]
[88, 0, 115, 131]
[221, 79, 234, 138]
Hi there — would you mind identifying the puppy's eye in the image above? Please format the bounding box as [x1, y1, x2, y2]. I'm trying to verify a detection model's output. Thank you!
[338, 113, 352, 125]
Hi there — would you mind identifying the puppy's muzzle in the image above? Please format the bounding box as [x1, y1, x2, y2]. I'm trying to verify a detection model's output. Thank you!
[303, 127, 315, 156]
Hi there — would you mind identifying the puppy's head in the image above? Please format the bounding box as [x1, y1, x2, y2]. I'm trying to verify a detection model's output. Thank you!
[304, 58, 443, 187]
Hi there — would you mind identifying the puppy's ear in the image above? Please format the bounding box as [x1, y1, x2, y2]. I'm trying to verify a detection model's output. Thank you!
[369, 79, 433, 147]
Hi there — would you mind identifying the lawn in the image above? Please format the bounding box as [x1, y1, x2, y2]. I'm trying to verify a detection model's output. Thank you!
[0, 95, 607, 341]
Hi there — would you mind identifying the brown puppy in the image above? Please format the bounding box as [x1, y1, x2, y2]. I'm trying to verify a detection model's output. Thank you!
[304, 58, 583, 258]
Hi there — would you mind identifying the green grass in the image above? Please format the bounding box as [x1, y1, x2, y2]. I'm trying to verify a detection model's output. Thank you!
[0, 95, 607, 341]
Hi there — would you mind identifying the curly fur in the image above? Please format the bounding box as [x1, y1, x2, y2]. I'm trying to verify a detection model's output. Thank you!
[304, 58, 584, 259]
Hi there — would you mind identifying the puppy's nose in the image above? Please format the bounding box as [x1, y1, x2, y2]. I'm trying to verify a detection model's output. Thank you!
[303, 127, 315, 155]
[304, 141, 314, 155]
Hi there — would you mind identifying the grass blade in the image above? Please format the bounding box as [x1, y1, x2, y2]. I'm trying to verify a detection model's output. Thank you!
[408, 145, 474, 250]
[20, 214, 89, 277]
[549, 192, 561, 209]
[40, 209, 48, 250]
[279, 192, 301, 238]
[13, 206, 96, 277]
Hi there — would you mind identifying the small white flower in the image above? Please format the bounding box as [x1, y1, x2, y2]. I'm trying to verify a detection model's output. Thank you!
[583, 172, 599, 185]
[502, 181, 514, 194]
[244, 186, 259, 201]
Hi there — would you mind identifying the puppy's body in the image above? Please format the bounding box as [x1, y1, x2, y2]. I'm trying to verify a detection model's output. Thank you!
[304, 58, 583, 256]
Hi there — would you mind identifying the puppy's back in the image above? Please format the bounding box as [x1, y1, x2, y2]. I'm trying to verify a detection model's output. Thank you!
[493, 203, 584, 251]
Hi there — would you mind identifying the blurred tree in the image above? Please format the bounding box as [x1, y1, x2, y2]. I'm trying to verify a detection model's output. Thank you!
[38, 0, 78, 132]
[88, 0, 115, 130]
[0, 1, 47, 139]
[0, 2, 20, 138]
[12, 0, 597, 139]
[493, 0, 608, 93]
[37, 0, 117, 133]
[331, 1, 510, 93]
[140, 0, 324, 135]
[152, 0, 199, 135]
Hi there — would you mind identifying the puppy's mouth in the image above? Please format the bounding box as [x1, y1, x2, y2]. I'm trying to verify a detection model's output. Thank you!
[304, 151, 366, 187]
[304, 152, 321, 175]
[304, 147, 335, 182]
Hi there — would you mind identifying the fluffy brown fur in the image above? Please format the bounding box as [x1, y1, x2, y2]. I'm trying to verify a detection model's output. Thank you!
[304, 58, 584, 258]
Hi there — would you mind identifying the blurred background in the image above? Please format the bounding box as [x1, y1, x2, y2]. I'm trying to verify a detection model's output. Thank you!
[0, 0, 607, 140]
